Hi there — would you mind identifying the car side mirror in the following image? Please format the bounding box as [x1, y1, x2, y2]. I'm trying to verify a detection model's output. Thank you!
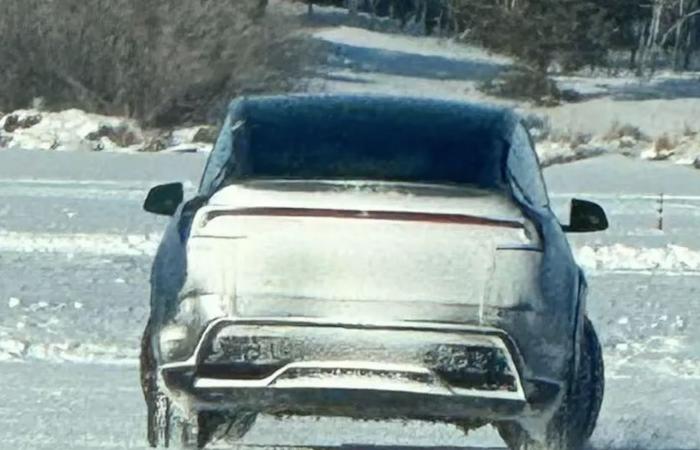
[143, 182, 184, 216]
[562, 198, 608, 233]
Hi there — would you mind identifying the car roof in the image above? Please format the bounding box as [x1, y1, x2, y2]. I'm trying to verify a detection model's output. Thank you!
[229, 94, 517, 140]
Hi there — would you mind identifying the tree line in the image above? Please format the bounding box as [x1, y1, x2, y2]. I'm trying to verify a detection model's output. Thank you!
[304, 0, 700, 75]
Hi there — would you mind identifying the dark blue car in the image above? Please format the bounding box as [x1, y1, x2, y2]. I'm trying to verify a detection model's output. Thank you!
[140, 95, 607, 449]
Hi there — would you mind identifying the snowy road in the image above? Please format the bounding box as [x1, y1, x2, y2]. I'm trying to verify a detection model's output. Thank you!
[1, 149, 700, 449]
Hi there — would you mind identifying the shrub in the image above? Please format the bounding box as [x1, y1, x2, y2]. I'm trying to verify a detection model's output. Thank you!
[654, 134, 675, 153]
[0, 0, 310, 126]
[478, 68, 562, 105]
[602, 121, 650, 142]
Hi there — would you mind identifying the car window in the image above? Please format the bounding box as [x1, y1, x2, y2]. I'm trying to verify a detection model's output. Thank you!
[507, 123, 549, 207]
[220, 100, 509, 191]
[198, 115, 233, 195]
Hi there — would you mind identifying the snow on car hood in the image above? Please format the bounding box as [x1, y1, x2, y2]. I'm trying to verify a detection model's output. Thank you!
[184, 181, 542, 324]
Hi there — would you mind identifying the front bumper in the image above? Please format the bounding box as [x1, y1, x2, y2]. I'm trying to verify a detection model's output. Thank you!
[159, 318, 561, 422]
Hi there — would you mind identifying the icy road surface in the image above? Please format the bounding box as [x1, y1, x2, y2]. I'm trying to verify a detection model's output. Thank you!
[1, 149, 699, 449]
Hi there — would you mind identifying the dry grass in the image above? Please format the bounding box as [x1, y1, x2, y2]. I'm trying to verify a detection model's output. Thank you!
[654, 134, 675, 153]
[0, 0, 312, 126]
[567, 132, 593, 148]
[602, 121, 650, 142]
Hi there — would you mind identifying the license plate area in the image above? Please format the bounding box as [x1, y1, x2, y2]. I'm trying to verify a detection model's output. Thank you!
[196, 321, 522, 395]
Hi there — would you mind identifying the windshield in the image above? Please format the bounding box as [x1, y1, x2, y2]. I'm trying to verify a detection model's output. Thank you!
[211, 97, 511, 191]
[244, 131, 506, 188]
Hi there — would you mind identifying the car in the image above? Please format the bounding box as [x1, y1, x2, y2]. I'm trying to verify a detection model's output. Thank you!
[140, 94, 607, 449]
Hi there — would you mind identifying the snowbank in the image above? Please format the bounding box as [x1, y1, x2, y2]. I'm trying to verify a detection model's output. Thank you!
[0, 109, 143, 152]
[534, 133, 700, 168]
[576, 244, 700, 274]
[0, 109, 213, 154]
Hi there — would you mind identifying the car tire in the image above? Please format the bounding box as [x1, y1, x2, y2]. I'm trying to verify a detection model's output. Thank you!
[141, 326, 257, 448]
[142, 324, 199, 449]
[497, 316, 604, 450]
[147, 389, 201, 449]
[199, 410, 258, 444]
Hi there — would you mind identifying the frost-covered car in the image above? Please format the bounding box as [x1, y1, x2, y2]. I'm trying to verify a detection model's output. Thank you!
[140, 95, 608, 449]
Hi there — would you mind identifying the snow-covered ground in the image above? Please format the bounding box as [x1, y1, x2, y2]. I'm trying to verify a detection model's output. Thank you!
[0, 109, 214, 154]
